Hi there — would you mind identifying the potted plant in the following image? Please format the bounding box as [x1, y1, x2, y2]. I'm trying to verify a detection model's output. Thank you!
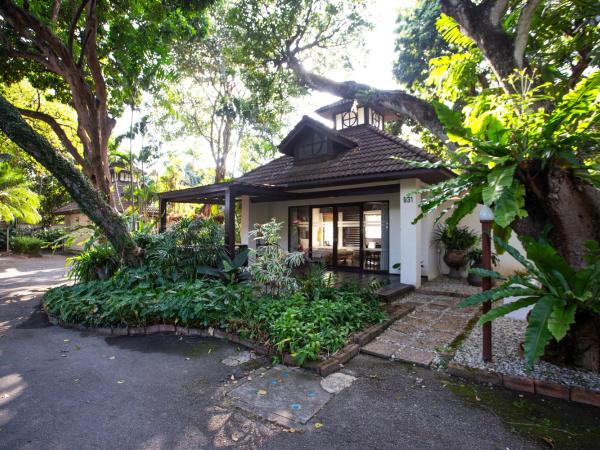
[466, 248, 499, 286]
[433, 225, 479, 278]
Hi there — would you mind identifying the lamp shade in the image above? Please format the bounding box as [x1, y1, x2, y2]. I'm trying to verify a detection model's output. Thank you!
[479, 205, 495, 222]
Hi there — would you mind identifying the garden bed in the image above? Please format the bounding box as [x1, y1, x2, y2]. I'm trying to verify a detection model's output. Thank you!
[48, 301, 412, 376]
[43, 267, 400, 375]
[449, 317, 600, 407]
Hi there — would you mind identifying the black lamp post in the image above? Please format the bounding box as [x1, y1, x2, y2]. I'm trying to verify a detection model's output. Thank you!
[479, 205, 494, 362]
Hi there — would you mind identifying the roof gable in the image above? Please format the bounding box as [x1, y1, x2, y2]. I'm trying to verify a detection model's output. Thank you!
[278, 116, 357, 156]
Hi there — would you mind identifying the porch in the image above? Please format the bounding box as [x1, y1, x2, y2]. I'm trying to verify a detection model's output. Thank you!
[158, 178, 431, 287]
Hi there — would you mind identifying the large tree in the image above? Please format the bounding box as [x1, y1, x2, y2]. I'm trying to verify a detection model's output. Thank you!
[0, 0, 211, 262]
[229, 0, 600, 369]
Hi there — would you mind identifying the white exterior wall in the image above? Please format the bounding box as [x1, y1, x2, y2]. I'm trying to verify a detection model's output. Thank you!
[245, 182, 402, 272]
[242, 178, 523, 284]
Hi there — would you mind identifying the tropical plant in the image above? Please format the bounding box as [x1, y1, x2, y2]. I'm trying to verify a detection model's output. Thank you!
[10, 236, 44, 255]
[43, 269, 385, 364]
[143, 217, 225, 282]
[433, 224, 479, 278]
[248, 220, 305, 295]
[197, 248, 251, 284]
[0, 162, 41, 224]
[67, 244, 121, 282]
[462, 237, 600, 369]
[433, 225, 479, 251]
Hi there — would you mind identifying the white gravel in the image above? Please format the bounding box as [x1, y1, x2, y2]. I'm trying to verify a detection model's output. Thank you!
[453, 317, 600, 392]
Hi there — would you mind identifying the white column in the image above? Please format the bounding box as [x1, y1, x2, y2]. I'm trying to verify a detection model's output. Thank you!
[240, 195, 250, 245]
[400, 179, 422, 287]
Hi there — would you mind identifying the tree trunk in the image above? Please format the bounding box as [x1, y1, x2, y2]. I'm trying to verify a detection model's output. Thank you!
[543, 310, 600, 372]
[0, 94, 142, 266]
[517, 165, 600, 371]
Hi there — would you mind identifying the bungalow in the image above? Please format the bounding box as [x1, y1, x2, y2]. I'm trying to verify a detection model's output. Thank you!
[158, 100, 518, 288]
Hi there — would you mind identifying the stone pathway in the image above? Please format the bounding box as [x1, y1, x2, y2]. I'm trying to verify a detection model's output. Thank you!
[361, 277, 481, 366]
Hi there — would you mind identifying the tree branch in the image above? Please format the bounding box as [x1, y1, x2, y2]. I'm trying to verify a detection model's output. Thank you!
[286, 55, 451, 146]
[513, 0, 542, 69]
[68, 0, 89, 56]
[17, 107, 87, 169]
[440, 0, 518, 91]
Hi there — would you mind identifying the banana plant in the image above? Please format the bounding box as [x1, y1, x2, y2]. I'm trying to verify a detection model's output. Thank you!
[461, 237, 600, 368]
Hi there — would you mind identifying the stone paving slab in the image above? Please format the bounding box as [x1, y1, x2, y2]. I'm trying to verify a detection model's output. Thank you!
[361, 277, 479, 365]
[227, 366, 331, 427]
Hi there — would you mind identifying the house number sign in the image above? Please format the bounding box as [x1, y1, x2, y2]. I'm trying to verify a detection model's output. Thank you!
[403, 194, 414, 204]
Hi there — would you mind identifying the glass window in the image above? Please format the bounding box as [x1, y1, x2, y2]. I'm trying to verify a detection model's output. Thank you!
[289, 206, 309, 253]
[363, 202, 389, 271]
[311, 207, 334, 265]
[297, 132, 328, 159]
[337, 206, 360, 268]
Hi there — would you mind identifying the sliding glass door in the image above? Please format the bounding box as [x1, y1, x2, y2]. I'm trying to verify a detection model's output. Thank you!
[336, 206, 361, 268]
[290, 201, 389, 272]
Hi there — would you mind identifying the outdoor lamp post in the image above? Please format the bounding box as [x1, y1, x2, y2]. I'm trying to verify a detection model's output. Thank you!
[479, 205, 494, 362]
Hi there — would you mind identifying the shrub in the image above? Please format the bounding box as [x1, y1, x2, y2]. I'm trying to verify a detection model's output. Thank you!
[34, 227, 67, 250]
[10, 236, 44, 255]
[67, 244, 121, 282]
[142, 217, 225, 281]
[248, 220, 305, 295]
[463, 237, 600, 368]
[43, 271, 386, 364]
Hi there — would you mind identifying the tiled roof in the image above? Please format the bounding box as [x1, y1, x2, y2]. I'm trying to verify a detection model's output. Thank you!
[237, 123, 441, 187]
[314, 99, 354, 114]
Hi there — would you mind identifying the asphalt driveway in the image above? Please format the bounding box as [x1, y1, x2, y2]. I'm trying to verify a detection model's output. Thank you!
[1, 254, 598, 449]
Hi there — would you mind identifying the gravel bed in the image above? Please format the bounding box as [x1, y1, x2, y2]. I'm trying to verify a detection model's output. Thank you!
[453, 317, 600, 392]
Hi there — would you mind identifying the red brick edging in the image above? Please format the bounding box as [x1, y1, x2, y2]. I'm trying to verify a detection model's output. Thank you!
[447, 361, 600, 408]
[47, 303, 412, 377]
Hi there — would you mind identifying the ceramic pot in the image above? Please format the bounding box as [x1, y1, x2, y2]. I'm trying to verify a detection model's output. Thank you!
[443, 249, 467, 278]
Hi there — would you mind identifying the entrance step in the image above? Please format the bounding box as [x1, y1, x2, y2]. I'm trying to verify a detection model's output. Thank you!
[376, 281, 414, 303]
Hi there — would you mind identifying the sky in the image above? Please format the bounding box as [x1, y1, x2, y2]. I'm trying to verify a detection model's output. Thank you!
[116, 0, 414, 177]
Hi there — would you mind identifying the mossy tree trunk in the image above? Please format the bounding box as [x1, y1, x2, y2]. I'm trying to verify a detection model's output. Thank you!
[0, 94, 141, 266]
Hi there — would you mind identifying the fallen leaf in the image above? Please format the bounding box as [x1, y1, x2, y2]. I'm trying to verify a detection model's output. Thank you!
[117, 380, 125, 384]
[108, 356, 115, 360]
[314, 422, 323, 429]
[258, 389, 268, 396]
[232, 436, 239, 442]
[475, 395, 481, 402]
[185, 357, 191, 361]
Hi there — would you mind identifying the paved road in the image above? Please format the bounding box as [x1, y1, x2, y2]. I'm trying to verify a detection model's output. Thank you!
[1, 254, 598, 449]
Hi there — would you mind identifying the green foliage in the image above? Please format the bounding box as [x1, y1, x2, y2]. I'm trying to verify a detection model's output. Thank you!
[197, 248, 251, 284]
[0, 162, 41, 224]
[141, 217, 225, 282]
[33, 227, 67, 250]
[67, 244, 121, 283]
[393, 0, 450, 88]
[225, 0, 370, 111]
[10, 235, 43, 255]
[461, 237, 600, 367]
[43, 270, 385, 364]
[413, 70, 600, 234]
[433, 225, 479, 251]
[248, 220, 305, 295]
[0, 1, 212, 114]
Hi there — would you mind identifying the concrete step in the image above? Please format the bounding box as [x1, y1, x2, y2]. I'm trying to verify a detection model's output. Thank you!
[376, 281, 414, 303]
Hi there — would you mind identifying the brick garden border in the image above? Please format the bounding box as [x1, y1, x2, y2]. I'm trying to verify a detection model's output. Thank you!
[447, 361, 600, 408]
[47, 303, 413, 377]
